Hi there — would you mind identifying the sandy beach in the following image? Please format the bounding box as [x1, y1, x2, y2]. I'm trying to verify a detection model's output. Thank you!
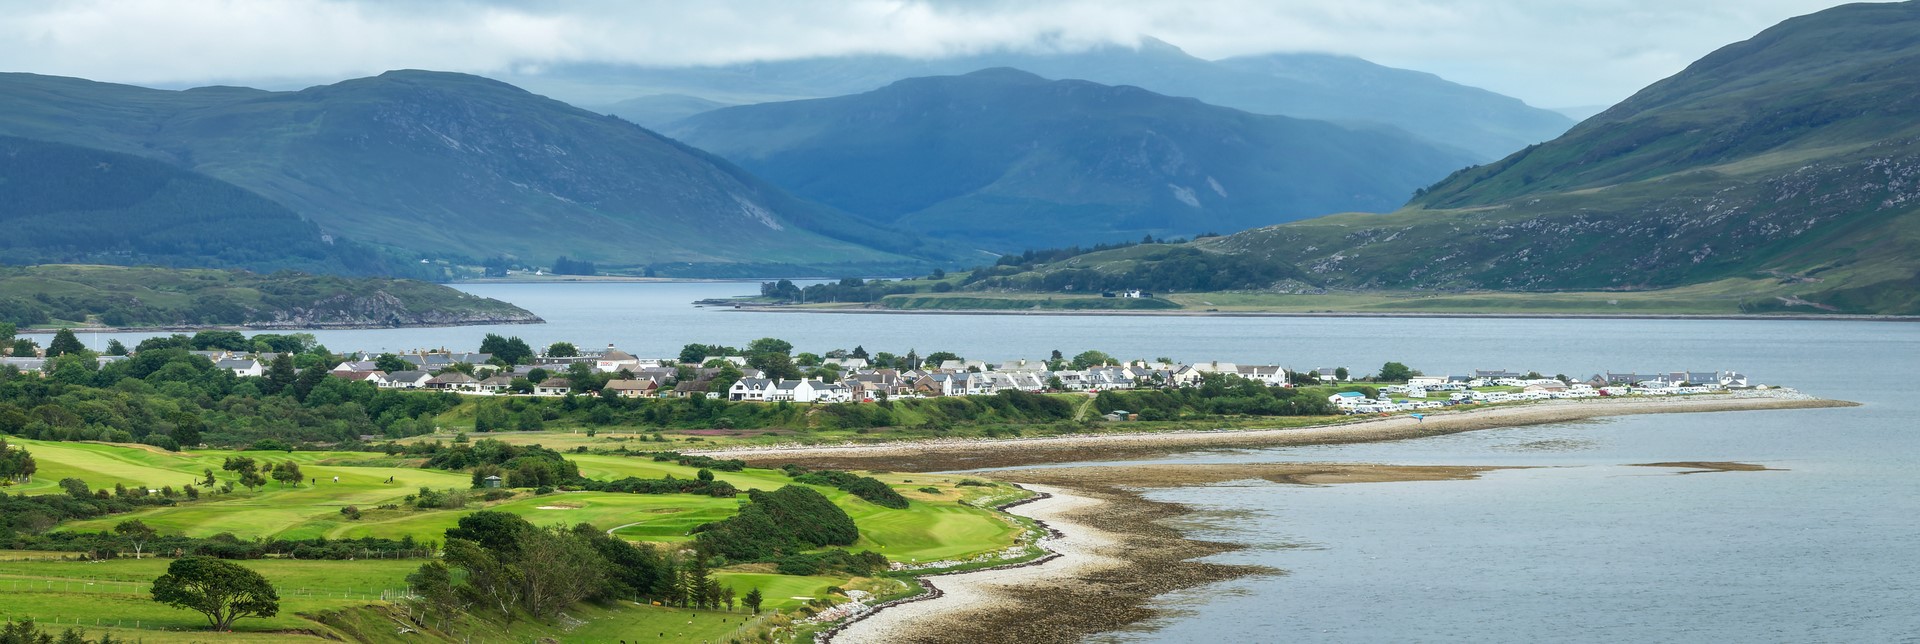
[698, 391, 1856, 472]
[829, 484, 1123, 644]
[826, 463, 1511, 643]
[747, 391, 1854, 642]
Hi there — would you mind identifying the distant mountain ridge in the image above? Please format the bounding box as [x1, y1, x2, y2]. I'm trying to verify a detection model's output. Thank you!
[959, 2, 1920, 314]
[665, 68, 1479, 250]
[516, 37, 1572, 160]
[0, 135, 412, 276]
[0, 71, 948, 273]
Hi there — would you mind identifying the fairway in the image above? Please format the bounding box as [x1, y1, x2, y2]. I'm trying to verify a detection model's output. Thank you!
[18, 438, 1023, 562]
[5, 437, 1030, 641]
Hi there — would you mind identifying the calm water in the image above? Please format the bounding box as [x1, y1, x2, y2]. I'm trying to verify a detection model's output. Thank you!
[35, 282, 1920, 642]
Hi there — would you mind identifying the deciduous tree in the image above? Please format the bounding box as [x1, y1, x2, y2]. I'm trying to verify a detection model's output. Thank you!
[150, 556, 279, 631]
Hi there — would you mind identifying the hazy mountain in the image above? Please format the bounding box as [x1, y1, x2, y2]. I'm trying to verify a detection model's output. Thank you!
[0, 135, 412, 276]
[592, 93, 734, 128]
[0, 71, 947, 273]
[665, 68, 1479, 250]
[504, 38, 1573, 160]
[971, 2, 1920, 314]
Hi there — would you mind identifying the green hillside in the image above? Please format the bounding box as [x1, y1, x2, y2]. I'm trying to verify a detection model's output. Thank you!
[948, 2, 1920, 315]
[0, 265, 539, 328]
[0, 71, 948, 272]
[667, 68, 1477, 250]
[0, 135, 414, 276]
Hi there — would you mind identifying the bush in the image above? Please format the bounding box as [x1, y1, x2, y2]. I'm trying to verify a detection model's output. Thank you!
[339, 506, 361, 520]
[693, 486, 858, 561]
[535, 485, 554, 495]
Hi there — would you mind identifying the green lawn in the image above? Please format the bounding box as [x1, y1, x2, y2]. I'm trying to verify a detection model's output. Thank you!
[19, 438, 1022, 563]
[6, 438, 1029, 641]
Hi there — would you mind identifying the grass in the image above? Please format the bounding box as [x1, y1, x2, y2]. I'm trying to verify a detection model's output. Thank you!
[4, 437, 1034, 641]
[20, 438, 1021, 563]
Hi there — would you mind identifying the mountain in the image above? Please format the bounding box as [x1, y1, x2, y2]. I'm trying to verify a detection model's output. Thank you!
[956, 2, 1920, 314]
[0, 135, 410, 276]
[0, 71, 946, 273]
[664, 68, 1479, 250]
[504, 38, 1572, 160]
[593, 93, 734, 128]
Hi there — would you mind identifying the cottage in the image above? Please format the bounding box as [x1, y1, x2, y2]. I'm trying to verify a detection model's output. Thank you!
[822, 357, 869, 370]
[216, 358, 264, 378]
[333, 370, 388, 386]
[595, 346, 641, 373]
[728, 378, 773, 402]
[534, 378, 572, 396]
[426, 372, 478, 391]
[382, 371, 432, 389]
[603, 379, 659, 398]
[476, 374, 514, 394]
[482, 475, 503, 489]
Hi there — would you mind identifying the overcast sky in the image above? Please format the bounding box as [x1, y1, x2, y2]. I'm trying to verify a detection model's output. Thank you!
[0, 0, 1859, 107]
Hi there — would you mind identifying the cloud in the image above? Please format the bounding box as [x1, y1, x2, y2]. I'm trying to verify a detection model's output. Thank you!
[0, 0, 1854, 106]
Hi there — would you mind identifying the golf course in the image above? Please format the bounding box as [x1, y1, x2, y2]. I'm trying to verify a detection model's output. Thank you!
[0, 437, 1036, 642]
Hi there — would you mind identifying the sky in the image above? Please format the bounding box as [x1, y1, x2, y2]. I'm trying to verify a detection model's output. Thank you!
[0, 0, 1861, 108]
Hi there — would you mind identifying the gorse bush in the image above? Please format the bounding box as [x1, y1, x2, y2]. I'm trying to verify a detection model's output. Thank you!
[692, 485, 858, 561]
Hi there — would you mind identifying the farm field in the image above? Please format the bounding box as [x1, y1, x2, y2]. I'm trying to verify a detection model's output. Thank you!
[3, 437, 1026, 641]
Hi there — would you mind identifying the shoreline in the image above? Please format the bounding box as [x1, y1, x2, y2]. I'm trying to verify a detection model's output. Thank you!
[17, 318, 545, 335]
[695, 391, 1858, 472]
[726, 305, 1920, 322]
[832, 464, 1506, 643]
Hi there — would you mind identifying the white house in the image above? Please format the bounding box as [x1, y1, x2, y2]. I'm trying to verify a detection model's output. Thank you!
[728, 378, 773, 401]
[1234, 365, 1289, 386]
[217, 358, 264, 378]
[1329, 391, 1368, 410]
[381, 371, 432, 389]
[534, 378, 572, 396]
[594, 347, 641, 373]
[822, 357, 869, 370]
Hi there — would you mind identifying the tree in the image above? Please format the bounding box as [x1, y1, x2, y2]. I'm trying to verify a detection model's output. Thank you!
[746, 337, 793, 356]
[292, 365, 328, 402]
[1334, 367, 1350, 381]
[1070, 350, 1115, 369]
[850, 345, 869, 359]
[115, 520, 158, 559]
[923, 351, 960, 369]
[60, 478, 91, 499]
[262, 354, 297, 395]
[10, 338, 37, 357]
[46, 329, 87, 358]
[743, 587, 764, 614]
[1377, 362, 1414, 382]
[1047, 376, 1066, 391]
[479, 334, 534, 366]
[545, 342, 578, 358]
[270, 461, 302, 487]
[407, 561, 462, 626]
[374, 353, 410, 373]
[105, 339, 128, 356]
[150, 556, 279, 631]
[0, 437, 35, 484]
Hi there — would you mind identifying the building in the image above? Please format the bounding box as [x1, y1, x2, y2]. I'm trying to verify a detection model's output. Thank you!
[216, 358, 264, 378]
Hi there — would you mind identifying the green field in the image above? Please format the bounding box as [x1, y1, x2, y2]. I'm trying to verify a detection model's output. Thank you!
[2, 437, 1027, 641]
[0, 554, 855, 642]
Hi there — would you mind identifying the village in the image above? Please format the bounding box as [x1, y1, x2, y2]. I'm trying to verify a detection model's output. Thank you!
[0, 341, 1755, 417]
